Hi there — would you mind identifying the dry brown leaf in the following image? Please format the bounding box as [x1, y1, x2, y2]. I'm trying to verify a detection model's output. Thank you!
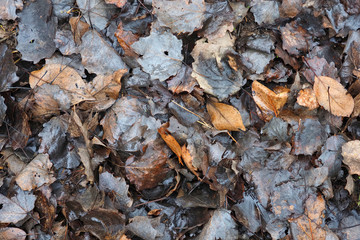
[105, 0, 127, 8]
[181, 145, 201, 180]
[115, 22, 139, 57]
[158, 124, 183, 165]
[206, 102, 246, 131]
[69, 17, 89, 45]
[78, 147, 94, 184]
[252, 81, 289, 121]
[15, 154, 55, 191]
[29, 64, 95, 105]
[342, 140, 360, 175]
[0, 227, 27, 240]
[297, 88, 319, 110]
[313, 76, 354, 117]
[352, 93, 360, 117]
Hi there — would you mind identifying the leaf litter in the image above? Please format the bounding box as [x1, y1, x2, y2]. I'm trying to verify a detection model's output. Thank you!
[1, 0, 360, 239]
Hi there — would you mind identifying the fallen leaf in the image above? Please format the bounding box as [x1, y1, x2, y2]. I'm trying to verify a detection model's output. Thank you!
[252, 81, 289, 121]
[0, 188, 36, 223]
[0, 228, 27, 240]
[115, 22, 139, 57]
[342, 140, 360, 175]
[158, 124, 183, 165]
[352, 93, 360, 117]
[15, 154, 55, 191]
[69, 16, 89, 45]
[35, 191, 56, 232]
[297, 88, 319, 110]
[105, 0, 126, 8]
[78, 147, 94, 183]
[206, 102, 246, 131]
[313, 76, 354, 117]
[29, 64, 95, 105]
[181, 145, 200, 180]
[0, 44, 19, 92]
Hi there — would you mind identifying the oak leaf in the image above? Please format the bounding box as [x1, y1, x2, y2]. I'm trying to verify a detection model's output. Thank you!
[313, 76, 354, 117]
[206, 102, 246, 131]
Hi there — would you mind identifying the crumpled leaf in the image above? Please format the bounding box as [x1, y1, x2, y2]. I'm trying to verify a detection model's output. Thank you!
[342, 140, 360, 175]
[158, 124, 183, 165]
[314, 76, 354, 117]
[252, 81, 289, 121]
[0, 188, 36, 223]
[191, 34, 245, 101]
[15, 154, 55, 191]
[99, 171, 133, 209]
[29, 64, 95, 105]
[0, 44, 19, 92]
[16, 0, 57, 63]
[153, 0, 206, 34]
[131, 30, 183, 81]
[198, 209, 239, 240]
[0, 227, 27, 240]
[206, 102, 246, 131]
[297, 88, 319, 110]
[80, 30, 128, 75]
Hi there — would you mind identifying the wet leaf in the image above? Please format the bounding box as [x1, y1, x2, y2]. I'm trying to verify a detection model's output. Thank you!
[0, 188, 36, 223]
[131, 30, 183, 81]
[206, 102, 246, 131]
[297, 88, 319, 110]
[158, 124, 183, 165]
[342, 140, 360, 175]
[281, 21, 312, 56]
[167, 65, 197, 94]
[313, 76, 354, 117]
[15, 154, 55, 191]
[16, 0, 57, 63]
[0, 228, 27, 240]
[153, 0, 206, 34]
[29, 64, 95, 105]
[252, 80, 289, 121]
[0, 44, 19, 92]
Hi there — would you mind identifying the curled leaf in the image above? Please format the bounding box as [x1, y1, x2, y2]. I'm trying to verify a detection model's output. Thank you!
[313, 76, 354, 117]
[206, 102, 246, 131]
[252, 81, 289, 121]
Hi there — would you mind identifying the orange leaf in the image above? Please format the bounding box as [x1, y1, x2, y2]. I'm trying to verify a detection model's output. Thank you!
[181, 145, 200, 180]
[297, 88, 319, 110]
[206, 102, 246, 131]
[252, 80, 289, 121]
[313, 76, 354, 117]
[158, 125, 183, 165]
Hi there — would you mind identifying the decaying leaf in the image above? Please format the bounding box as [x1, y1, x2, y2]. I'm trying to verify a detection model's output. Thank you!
[252, 81, 289, 121]
[15, 154, 55, 191]
[313, 76, 354, 117]
[29, 64, 95, 105]
[206, 102, 246, 131]
[158, 124, 183, 165]
[297, 88, 319, 110]
[342, 140, 360, 175]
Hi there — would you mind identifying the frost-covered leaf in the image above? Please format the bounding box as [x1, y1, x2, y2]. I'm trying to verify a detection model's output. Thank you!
[80, 30, 128, 75]
[206, 102, 246, 131]
[99, 171, 133, 209]
[314, 76, 354, 117]
[0, 188, 36, 223]
[153, 0, 206, 34]
[0, 44, 19, 92]
[342, 140, 360, 175]
[0, 227, 27, 240]
[15, 154, 55, 191]
[198, 209, 239, 240]
[76, 0, 117, 31]
[191, 34, 245, 101]
[16, 0, 57, 63]
[131, 30, 183, 81]
[29, 64, 95, 105]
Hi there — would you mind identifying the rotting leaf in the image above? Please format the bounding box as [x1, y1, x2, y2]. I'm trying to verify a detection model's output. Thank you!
[131, 30, 183, 81]
[15, 154, 55, 191]
[252, 80, 289, 121]
[153, 0, 206, 34]
[206, 102, 246, 131]
[158, 124, 183, 165]
[29, 64, 95, 105]
[342, 140, 360, 175]
[313, 76, 354, 117]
